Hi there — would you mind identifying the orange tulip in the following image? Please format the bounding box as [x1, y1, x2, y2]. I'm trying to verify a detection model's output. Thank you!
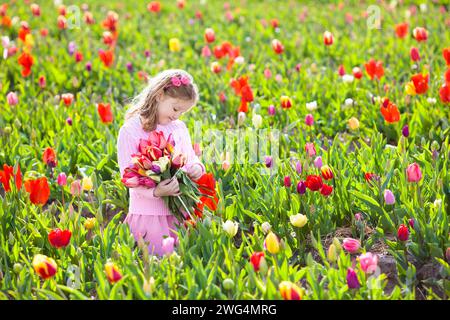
[33, 254, 57, 280]
[230, 75, 254, 113]
[97, 103, 114, 124]
[104, 262, 122, 284]
[0, 163, 22, 192]
[43, 147, 57, 167]
[380, 98, 400, 123]
[99, 49, 114, 67]
[394, 23, 408, 38]
[24, 177, 50, 206]
[364, 58, 384, 80]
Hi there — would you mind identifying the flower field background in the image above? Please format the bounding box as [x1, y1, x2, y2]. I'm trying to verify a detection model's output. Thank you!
[0, 0, 449, 300]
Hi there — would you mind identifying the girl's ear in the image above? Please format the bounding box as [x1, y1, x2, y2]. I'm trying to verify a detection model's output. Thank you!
[156, 92, 163, 102]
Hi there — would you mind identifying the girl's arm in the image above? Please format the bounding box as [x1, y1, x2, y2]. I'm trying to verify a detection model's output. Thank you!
[179, 121, 206, 175]
[117, 126, 159, 198]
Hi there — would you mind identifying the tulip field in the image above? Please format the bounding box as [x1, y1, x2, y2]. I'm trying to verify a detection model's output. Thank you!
[1, 0, 450, 301]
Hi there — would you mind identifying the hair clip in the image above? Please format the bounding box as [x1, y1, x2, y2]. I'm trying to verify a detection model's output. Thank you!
[168, 75, 191, 88]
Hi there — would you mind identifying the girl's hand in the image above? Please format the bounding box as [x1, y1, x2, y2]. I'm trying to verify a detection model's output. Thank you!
[153, 178, 181, 197]
[187, 165, 202, 181]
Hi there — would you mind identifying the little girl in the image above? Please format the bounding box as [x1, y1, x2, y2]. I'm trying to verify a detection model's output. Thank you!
[117, 69, 205, 256]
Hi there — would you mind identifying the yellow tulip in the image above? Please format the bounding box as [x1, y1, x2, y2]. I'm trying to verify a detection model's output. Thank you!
[169, 38, 181, 52]
[290, 214, 308, 228]
[82, 176, 93, 191]
[348, 117, 360, 130]
[405, 81, 416, 96]
[265, 232, 280, 254]
[84, 217, 96, 230]
[327, 244, 337, 262]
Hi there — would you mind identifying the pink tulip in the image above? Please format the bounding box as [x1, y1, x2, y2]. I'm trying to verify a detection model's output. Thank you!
[358, 252, 378, 274]
[201, 45, 211, 58]
[161, 236, 175, 256]
[305, 114, 314, 126]
[38, 75, 46, 88]
[354, 213, 362, 221]
[342, 238, 360, 254]
[57, 173, 67, 186]
[305, 142, 316, 157]
[410, 47, 420, 62]
[406, 162, 422, 182]
[193, 143, 202, 156]
[295, 161, 302, 174]
[7, 92, 18, 106]
[70, 180, 82, 196]
[283, 176, 291, 187]
[264, 68, 272, 79]
[338, 64, 345, 76]
[268, 105, 276, 116]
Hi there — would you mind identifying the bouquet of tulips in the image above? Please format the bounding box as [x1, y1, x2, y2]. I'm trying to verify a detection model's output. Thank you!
[121, 131, 218, 223]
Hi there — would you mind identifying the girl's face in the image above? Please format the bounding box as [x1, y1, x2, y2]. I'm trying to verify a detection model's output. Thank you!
[157, 94, 194, 125]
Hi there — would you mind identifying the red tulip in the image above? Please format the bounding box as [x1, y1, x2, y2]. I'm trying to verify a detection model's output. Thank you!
[305, 175, 323, 191]
[338, 65, 345, 76]
[270, 19, 279, 29]
[194, 173, 218, 212]
[395, 23, 408, 38]
[97, 103, 114, 124]
[271, 39, 284, 55]
[61, 93, 74, 106]
[365, 58, 384, 80]
[410, 47, 420, 62]
[320, 184, 333, 196]
[380, 98, 400, 123]
[410, 73, 429, 95]
[102, 11, 118, 34]
[443, 48, 450, 66]
[30, 4, 41, 16]
[352, 67, 363, 79]
[323, 31, 334, 46]
[250, 252, 266, 272]
[413, 27, 428, 42]
[24, 177, 50, 206]
[104, 262, 122, 284]
[0, 163, 22, 192]
[204, 28, 215, 43]
[439, 83, 450, 104]
[147, 2, 161, 13]
[17, 52, 34, 77]
[397, 224, 409, 241]
[48, 228, 72, 248]
[99, 49, 114, 68]
[43, 147, 57, 167]
[57, 15, 67, 29]
[230, 75, 254, 113]
[445, 69, 450, 84]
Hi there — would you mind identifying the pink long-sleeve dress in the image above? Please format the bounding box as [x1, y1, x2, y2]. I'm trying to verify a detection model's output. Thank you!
[117, 114, 205, 256]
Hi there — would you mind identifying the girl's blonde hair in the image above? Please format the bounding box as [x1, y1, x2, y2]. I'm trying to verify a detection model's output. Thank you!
[125, 69, 199, 131]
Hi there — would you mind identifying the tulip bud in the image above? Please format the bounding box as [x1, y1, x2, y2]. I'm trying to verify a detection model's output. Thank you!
[290, 213, 308, 228]
[346, 268, 360, 289]
[82, 176, 93, 191]
[408, 218, 415, 229]
[384, 189, 396, 205]
[57, 172, 67, 186]
[402, 125, 409, 137]
[406, 162, 422, 182]
[332, 237, 342, 251]
[268, 104, 276, 116]
[354, 213, 362, 221]
[397, 224, 409, 241]
[70, 180, 82, 196]
[410, 47, 420, 61]
[314, 156, 323, 169]
[327, 244, 337, 262]
[222, 220, 239, 237]
[13, 263, 23, 274]
[84, 217, 96, 230]
[104, 261, 122, 284]
[305, 114, 314, 126]
[296, 181, 306, 194]
[252, 114, 263, 129]
[237, 112, 246, 126]
[279, 281, 302, 300]
[143, 277, 155, 295]
[283, 176, 291, 187]
[261, 222, 271, 234]
[4, 126, 11, 134]
[264, 156, 272, 168]
[348, 117, 360, 130]
[222, 278, 234, 290]
[66, 117, 73, 126]
[265, 232, 280, 254]
[295, 161, 302, 174]
[7, 92, 19, 106]
[321, 165, 333, 180]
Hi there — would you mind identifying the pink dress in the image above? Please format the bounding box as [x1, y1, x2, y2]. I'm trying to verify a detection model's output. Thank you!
[117, 115, 205, 256]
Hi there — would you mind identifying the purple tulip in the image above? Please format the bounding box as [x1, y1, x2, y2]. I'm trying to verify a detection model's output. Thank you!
[314, 156, 323, 169]
[85, 61, 92, 72]
[295, 161, 302, 174]
[402, 125, 409, 138]
[151, 164, 161, 174]
[144, 50, 151, 58]
[346, 268, 360, 289]
[408, 218, 415, 229]
[66, 117, 73, 126]
[161, 236, 175, 256]
[384, 189, 396, 205]
[268, 104, 276, 116]
[264, 156, 273, 168]
[68, 41, 76, 56]
[126, 62, 133, 72]
[296, 181, 306, 194]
